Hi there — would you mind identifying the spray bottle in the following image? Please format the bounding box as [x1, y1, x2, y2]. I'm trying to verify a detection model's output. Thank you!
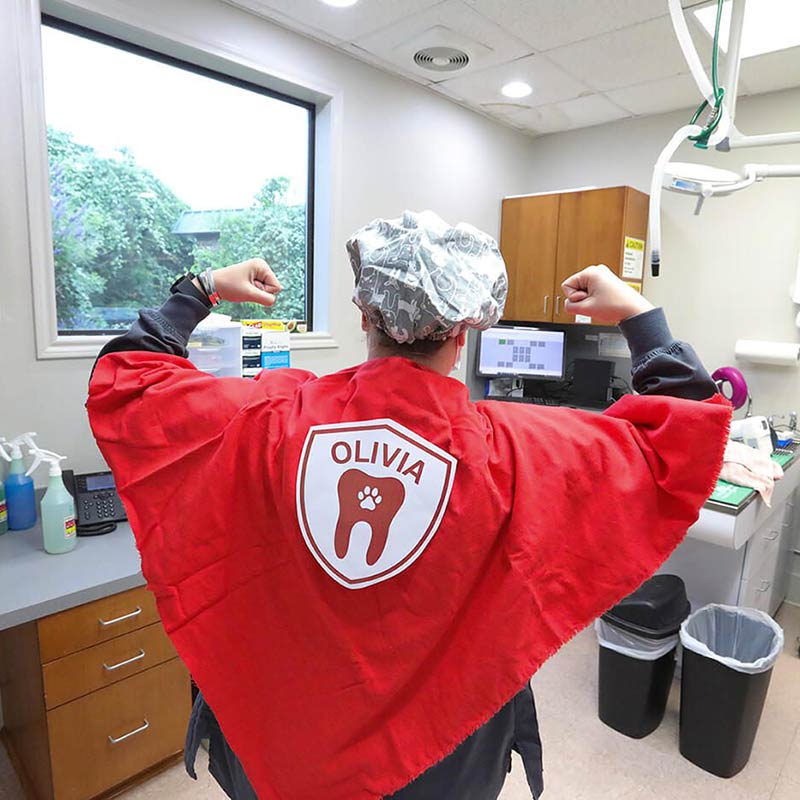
[4, 433, 38, 530]
[0, 440, 10, 535]
[26, 447, 77, 554]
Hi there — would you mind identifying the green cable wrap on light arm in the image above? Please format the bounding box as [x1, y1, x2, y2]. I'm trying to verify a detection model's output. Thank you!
[689, 0, 726, 149]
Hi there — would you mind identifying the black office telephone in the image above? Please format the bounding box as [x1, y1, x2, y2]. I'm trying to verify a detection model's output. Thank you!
[62, 469, 127, 536]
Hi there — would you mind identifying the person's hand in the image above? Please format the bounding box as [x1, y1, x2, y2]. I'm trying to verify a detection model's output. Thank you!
[561, 265, 653, 324]
[198, 259, 282, 306]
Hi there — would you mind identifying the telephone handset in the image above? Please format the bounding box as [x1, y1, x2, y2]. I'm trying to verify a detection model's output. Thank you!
[62, 469, 127, 536]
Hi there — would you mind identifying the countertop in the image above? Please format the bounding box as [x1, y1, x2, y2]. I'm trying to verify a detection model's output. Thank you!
[0, 516, 143, 632]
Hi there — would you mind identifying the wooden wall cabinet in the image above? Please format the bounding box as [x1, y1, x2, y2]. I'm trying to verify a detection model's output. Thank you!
[0, 587, 190, 800]
[500, 186, 649, 324]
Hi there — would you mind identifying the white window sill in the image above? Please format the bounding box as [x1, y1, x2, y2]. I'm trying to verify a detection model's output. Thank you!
[38, 331, 338, 360]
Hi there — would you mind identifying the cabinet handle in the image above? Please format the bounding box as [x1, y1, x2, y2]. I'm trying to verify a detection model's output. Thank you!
[764, 529, 780, 541]
[108, 719, 149, 744]
[103, 649, 146, 672]
[98, 607, 142, 627]
[555, 295, 562, 315]
[543, 295, 549, 315]
[756, 579, 772, 593]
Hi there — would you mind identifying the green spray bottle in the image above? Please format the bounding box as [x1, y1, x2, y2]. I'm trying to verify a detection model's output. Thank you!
[0, 440, 9, 534]
[26, 448, 77, 554]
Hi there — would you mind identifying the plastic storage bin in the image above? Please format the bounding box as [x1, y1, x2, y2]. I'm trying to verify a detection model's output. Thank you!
[188, 314, 242, 378]
[596, 574, 690, 738]
[679, 604, 784, 778]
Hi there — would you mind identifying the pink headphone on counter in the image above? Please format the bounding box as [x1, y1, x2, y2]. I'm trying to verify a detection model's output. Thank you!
[711, 366, 749, 411]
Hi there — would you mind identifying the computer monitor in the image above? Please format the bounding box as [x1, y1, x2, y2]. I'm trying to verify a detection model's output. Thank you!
[476, 326, 566, 381]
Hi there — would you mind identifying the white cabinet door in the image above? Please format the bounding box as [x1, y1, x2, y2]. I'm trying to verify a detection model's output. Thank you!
[770, 492, 798, 614]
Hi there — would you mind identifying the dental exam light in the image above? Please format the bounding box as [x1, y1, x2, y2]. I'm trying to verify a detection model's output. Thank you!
[652, 161, 800, 274]
[650, 0, 800, 276]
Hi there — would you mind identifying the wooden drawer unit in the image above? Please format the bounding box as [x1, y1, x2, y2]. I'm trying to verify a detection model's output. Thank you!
[42, 623, 178, 710]
[0, 588, 190, 800]
[48, 659, 190, 800]
[38, 586, 159, 663]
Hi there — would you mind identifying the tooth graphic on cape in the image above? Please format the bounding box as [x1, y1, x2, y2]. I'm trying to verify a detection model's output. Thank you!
[334, 468, 406, 565]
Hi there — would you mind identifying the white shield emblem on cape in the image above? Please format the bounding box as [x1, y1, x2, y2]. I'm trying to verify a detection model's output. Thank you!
[296, 419, 457, 589]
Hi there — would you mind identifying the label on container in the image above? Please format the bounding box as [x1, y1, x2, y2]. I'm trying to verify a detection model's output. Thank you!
[624, 280, 643, 294]
[64, 516, 77, 540]
[0, 499, 7, 524]
[575, 314, 592, 324]
[622, 236, 645, 279]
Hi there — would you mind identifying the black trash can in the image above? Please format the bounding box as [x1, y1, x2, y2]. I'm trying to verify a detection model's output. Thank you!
[679, 604, 784, 778]
[596, 574, 690, 739]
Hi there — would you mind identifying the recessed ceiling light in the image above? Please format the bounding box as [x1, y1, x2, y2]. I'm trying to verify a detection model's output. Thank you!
[501, 81, 532, 99]
[694, 0, 800, 59]
[321, 0, 359, 7]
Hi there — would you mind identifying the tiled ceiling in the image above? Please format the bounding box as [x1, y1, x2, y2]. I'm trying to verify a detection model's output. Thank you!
[224, 0, 800, 136]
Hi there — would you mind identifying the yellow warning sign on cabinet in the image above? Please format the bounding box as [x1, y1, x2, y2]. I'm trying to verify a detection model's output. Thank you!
[622, 236, 645, 280]
[624, 280, 643, 294]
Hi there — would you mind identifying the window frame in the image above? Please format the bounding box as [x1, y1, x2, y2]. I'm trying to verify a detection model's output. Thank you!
[43, 14, 316, 338]
[14, 0, 337, 359]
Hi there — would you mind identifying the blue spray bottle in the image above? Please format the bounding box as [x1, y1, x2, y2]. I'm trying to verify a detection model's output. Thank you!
[0, 440, 10, 534]
[4, 432, 38, 530]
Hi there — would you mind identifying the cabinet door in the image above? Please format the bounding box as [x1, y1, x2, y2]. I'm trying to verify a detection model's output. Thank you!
[500, 195, 560, 322]
[48, 658, 190, 800]
[552, 187, 627, 324]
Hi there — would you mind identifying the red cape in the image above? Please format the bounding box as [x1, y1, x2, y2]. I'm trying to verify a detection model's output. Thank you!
[88, 354, 730, 799]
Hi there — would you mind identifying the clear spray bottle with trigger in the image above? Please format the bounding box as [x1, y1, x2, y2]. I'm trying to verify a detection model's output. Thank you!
[26, 448, 78, 554]
[3, 432, 38, 530]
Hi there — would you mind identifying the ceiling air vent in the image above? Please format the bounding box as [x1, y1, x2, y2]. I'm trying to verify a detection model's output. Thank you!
[413, 46, 470, 73]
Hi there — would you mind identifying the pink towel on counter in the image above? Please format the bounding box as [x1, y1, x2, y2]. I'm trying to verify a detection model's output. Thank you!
[720, 440, 784, 506]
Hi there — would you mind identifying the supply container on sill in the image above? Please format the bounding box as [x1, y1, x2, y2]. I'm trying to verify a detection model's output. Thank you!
[188, 314, 242, 378]
[596, 574, 690, 739]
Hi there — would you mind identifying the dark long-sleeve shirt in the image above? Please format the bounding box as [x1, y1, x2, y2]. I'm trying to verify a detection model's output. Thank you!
[96, 293, 717, 404]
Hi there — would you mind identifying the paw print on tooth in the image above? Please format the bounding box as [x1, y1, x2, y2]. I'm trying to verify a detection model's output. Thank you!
[358, 486, 382, 511]
[335, 469, 406, 566]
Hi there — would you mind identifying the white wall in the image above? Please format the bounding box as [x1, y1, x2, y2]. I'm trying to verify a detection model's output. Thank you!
[0, 0, 534, 478]
[523, 88, 800, 603]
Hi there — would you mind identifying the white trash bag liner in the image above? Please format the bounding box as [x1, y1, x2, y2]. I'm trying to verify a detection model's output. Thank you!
[595, 618, 679, 661]
[680, 604, 784, 676]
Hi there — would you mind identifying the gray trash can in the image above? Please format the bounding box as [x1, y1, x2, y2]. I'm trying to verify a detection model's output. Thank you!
[679, 604, 784, 778]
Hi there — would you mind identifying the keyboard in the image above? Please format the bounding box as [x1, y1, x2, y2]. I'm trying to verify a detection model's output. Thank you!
[492, 395, 561, 406]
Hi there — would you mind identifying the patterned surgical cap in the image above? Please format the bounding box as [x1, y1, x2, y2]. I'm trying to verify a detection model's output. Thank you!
[347, 210, 508, 344]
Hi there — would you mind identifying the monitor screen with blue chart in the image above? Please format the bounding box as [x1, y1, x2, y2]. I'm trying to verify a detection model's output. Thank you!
[476, 327, 566, 380]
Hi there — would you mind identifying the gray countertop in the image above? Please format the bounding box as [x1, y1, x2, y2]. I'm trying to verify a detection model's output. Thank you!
[0, 515, 144, 632]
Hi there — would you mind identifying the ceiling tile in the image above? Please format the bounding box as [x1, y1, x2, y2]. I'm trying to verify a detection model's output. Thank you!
[464, 0, 668, 52]
[545, 15, 712, 92]
[506, 93, 630, 134]
[436, 54, 590, 109]
[223, 0, 439, 43]
[606, 73, 706, 116]
[339, 42, 428, 84]
[739, 46, 800, 94]
[354, 0, 532, 82]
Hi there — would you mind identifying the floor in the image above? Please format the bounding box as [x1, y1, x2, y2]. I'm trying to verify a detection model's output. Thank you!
[2, 606, 799, 800]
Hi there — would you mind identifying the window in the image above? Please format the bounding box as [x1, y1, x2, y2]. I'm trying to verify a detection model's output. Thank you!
[40, 17, 314, 334]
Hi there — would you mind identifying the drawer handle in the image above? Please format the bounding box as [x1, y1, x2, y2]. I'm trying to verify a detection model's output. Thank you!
[98, 607, 142, 627]
[543, 295, 549, 315]
[103, 649, 146, 672]
[756, 580, 772, 593]
[555, 295, 562, 315]
[108, 719, 149, 744]
[764, 529, 780, 541]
